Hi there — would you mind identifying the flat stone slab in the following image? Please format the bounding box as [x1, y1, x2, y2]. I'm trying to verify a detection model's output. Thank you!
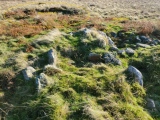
[136, 43, 151, 48]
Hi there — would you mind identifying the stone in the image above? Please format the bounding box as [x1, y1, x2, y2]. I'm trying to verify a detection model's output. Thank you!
[151, 40, 160, 45]
[48, 49, 57, 65]
[102, 52, 121, 65]
[128, 66, 143, 86]
[139, 36, 151, 44]
[22, 66, 36, 80]
[110, 32, 117, 37]
[36, 78, 41, 93]
[136, 43, 151, 48]
[146, 98, 156, 110]
[117, 30, 125, 38]
[39, 73, 49, 87]
[125, 48, 135, 56]
[74, 28, 109, 48]
[109, 46, 119, 51]
[118, 49, 126, 57]
[88, 53, 101, 62]
[108, 37, 115, 46]
[136, 36, 141, 43]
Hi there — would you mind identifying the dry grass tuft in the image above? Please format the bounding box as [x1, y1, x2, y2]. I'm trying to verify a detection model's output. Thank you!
[0, 70, 15, 90]
[123, 21, 154, 35]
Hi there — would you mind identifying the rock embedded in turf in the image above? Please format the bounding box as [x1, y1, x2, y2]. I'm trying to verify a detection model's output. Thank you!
[136, 43, 151, 48]
[109, 46, 119, 51]
[125, 48, 135, 56]
[102, 52, 121, 65]
[118, 49, 126, 57]
[146, 98, 156, 110]
[48, 49, 57, 66]
[108, 37, 115, 46]
[128, 65, 143, 86]
[139, 36, 151, 44]
[88, 53, 101, 62]
[22, 66, 36, 80]
[36, 73, 49, 92]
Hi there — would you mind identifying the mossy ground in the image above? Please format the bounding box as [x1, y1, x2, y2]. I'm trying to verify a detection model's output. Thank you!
[0, 8, 160, 120]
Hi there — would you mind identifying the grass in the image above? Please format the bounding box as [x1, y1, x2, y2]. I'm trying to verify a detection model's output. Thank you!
[0, 7, 160, 120]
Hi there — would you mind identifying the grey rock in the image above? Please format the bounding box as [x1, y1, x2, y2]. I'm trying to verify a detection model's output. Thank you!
[22, 66, 36, 80]
[128, 66, 143, 86]
[109, 46, 119, 51]
[88, 53, 101, 62]
[117, 31, 125, 38]
[151, 40, 160, 45]
[108, 37, 115, 46]
[39, 73, 49, 87]
[126, 48, 135, 56]
[139, 36, 151, 44]
[118, 49, 126, 57]
[48, 49, 57, 65]
[136, 36, 141, 43]
[147, 98, 156, 110]
[36, 78, 41, 93]
[74, 28, 109, 48]
[110, 32, 117, 37]
[103, 53, 121, 65]
[136, 43, 151, 48]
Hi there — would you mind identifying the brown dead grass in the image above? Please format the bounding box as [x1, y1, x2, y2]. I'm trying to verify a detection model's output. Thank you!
[0, 70, 15, 90]
[122, 21, 154, 35]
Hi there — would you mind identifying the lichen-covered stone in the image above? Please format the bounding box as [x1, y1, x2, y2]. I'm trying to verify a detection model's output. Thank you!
[128, 66, 143, 86]
[22, 66, 36, 80]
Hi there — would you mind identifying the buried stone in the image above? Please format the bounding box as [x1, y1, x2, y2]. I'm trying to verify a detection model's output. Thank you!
[102, 52, 121, 65]
[88, 53, 102, 63]
[127, 66, 143, 86]
[139, 36, 151, 44]
[36, 73, 49, 92]
[22, 66, 36, 80]
[44, 49, 62, 75]
[125, 48, 135, 56]
[136, 43, 151, 48]
[146, 98, 156, 110]
[48, 49, 57, 65]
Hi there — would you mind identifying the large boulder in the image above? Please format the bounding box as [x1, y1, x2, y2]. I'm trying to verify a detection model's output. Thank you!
[88, 53, 101, 62]
[102, 52, 121, 65]
[127, 66, 143, 86]
[22, 66, 36, 80]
